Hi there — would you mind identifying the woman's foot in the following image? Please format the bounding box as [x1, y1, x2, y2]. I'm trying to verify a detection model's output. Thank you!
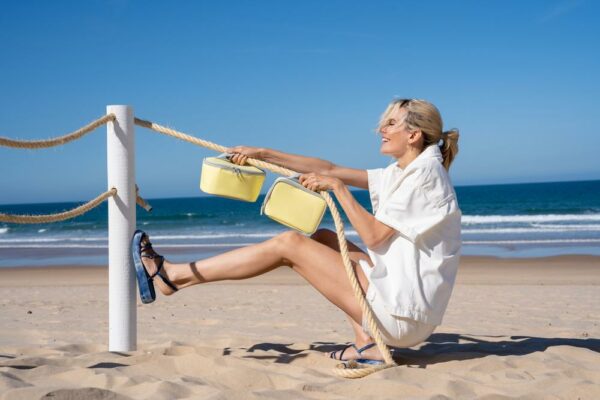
[134, 231, 179, 297]
[329, 342, 384, 364]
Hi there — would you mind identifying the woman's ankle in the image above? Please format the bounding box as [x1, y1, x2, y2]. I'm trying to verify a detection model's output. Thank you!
[354, 335, 374, 348]
[162, 261, 184, 286]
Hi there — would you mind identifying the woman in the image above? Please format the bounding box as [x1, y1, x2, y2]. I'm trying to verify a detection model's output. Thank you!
[132, 98, 461, 365]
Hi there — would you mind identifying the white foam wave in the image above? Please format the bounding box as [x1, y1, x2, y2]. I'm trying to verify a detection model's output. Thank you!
[152, 230, 361, 241]
[0, 238, 64, 243]
[531, 223, 600, 230]
[153, 243, 256, 248]
[0, 244, 108, 249]
[0, 229, 362, 246]
[463, 225, 600, 234]
[462, 214, 600, 224]
[2, 237, 599, 249]
[151, 232, 283, 240]
[0, 237, 106, 244]
[463, 239, 600, 245]
[0, 228, 8, 234]
[0, 243, 257, 249]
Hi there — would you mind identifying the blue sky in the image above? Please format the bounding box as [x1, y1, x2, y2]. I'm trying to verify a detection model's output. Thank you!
[1, 0, 598, 204]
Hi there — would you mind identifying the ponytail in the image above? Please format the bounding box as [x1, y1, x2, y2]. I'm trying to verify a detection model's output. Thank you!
[439, 129, 459, 171]
[380, 98, 460, 171]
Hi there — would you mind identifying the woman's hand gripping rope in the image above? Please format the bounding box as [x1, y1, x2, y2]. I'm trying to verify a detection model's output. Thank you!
[226, 146, 264, 166]
[299, 173, 342, 192]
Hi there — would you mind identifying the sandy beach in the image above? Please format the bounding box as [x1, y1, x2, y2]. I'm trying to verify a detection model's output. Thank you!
[0, 255, 599, 399]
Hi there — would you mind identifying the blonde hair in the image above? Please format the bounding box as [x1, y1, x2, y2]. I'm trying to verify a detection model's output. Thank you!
[378, 98, 459, 171]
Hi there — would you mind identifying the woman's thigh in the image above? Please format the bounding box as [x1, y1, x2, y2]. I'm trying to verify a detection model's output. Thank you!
[276, 230, 371, 325]
[310, 228, 374, 268]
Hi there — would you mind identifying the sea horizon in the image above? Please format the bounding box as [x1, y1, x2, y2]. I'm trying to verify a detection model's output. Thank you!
[2, 177, 599, 207]
[1, 179, 599, 267]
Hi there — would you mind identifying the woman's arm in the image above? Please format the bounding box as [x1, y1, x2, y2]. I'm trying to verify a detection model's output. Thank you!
[261, 148, 331, 175]
[299, 173, 394, 249]
[332, 182, 396, 249]
[228, 146, 369, 189]
[263, 148, 368, 190]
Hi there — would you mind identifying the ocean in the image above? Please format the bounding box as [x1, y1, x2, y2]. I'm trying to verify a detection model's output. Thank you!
[1, 179, 599, 267]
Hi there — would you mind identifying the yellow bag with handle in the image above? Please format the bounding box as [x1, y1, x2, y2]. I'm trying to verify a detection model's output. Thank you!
[261, 174, 327, 235]
[200, 153, 266, 202]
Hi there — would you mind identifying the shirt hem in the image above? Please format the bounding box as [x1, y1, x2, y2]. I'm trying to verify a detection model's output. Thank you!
[383, 304, 443, 326]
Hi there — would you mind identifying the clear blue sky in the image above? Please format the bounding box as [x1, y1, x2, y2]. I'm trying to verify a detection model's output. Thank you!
[1, 0, 598, 204]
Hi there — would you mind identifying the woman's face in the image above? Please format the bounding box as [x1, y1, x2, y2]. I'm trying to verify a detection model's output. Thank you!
[378, 107, 413, 158]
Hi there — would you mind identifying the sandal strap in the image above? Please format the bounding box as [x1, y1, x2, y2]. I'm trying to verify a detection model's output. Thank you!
[140, 240, 160, 259]
[355, 342, 376, 355]
[330, 342, 379, 363]
[330, 343, 354, 361]
[150, 256, 178, 292]
[140, 243, 153, 251]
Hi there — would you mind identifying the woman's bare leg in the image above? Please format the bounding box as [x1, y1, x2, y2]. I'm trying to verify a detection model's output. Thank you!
[309, 229, 381, 360]
[139, 229, 382, 360]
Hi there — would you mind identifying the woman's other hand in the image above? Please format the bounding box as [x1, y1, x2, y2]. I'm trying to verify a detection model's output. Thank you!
[299, 173, 342, 192]
[226, 146, 264, 165]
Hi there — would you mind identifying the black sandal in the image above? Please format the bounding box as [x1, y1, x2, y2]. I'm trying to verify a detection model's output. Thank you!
[329, 343, 384, 365]
[132, 230, 178, 303]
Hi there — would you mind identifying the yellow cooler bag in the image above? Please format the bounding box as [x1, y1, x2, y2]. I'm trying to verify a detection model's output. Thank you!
[200, 154, 265, 202]
[261, 174, 327, 235]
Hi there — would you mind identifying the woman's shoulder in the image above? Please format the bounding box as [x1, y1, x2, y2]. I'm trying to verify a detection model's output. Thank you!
[403, 160, 440, 184]
[403, 160, 455, 202]
[416, 158, 451, 181]
[385, 158, 454, 193]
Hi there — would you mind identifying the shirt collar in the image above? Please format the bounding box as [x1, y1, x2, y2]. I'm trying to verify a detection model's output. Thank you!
[416, 144, 443, 164]
[392, 145, 443, 171]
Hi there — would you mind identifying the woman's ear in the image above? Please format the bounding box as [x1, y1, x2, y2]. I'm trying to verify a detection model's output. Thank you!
[408, 129, 422, 144]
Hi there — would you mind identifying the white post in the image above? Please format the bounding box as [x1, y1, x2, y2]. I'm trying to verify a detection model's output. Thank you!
[107, 105, 136, 351]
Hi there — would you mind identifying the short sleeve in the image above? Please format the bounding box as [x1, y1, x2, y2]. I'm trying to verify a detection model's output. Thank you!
[367, 168, 384, 214]
[375, 173, 456, 243]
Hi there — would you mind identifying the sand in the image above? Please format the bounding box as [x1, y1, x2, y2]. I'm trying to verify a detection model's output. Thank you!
[0, 255, 599, 399]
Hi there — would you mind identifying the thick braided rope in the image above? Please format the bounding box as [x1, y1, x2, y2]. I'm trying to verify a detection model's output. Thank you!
[134, 118, 298, 175]
[0, 114, 115, 149]
[321, 191, 396, 378]
[0, 188, 116, 224]
[135, 117, 397, 378]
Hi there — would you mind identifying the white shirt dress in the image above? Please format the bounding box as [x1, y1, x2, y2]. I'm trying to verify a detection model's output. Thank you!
[358, 144, 462, 347]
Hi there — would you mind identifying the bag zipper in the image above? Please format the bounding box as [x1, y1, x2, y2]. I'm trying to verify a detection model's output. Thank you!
[203, 159, 265, 176]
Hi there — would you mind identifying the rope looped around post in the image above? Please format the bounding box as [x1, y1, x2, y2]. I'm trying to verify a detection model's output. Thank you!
[134, 117, 398, 378]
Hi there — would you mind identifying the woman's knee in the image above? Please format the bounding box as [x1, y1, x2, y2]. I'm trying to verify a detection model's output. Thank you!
[275, 230, 306, 245]
[273, 230, 307, 264]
